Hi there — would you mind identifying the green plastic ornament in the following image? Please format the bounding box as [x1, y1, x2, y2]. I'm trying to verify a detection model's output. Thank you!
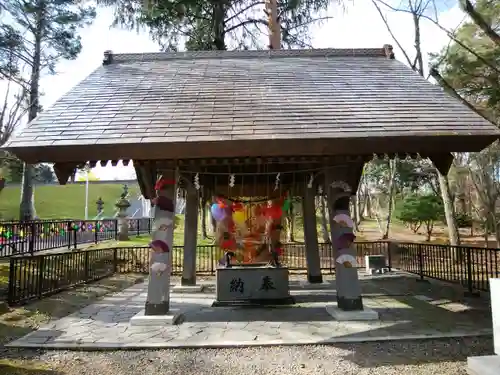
[282, 199, 291, 212]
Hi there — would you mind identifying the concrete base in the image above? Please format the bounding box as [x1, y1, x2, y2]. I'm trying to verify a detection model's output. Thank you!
[325, 304, 379, 321]
[129, 309, 183, 326]
[172, 285, 204, 293]
[216, 266, 291, 303]
[299, 280, 331, 289]
[467, 355, 500, 375]
[369, 268, 390, 275]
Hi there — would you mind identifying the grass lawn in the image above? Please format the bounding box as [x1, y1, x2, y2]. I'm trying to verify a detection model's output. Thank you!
[0, 273, 144, 374]
[88, 213, 215, 248]
[0, 183, 141, 220]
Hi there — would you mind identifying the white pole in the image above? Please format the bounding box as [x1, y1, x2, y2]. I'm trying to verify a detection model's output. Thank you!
[84, 169, 89, 220]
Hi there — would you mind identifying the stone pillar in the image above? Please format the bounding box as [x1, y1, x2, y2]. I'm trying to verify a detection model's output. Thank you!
[327, 189, 362, 310]
[302, 185, 323, 283]
[467, 278, 500, 373]
[115, 198, 130, 241]
[130, 171, 183, 325]
[181, 185, 199, 286]
[324, 169, 377, 320]
[145, 172, 176, 316]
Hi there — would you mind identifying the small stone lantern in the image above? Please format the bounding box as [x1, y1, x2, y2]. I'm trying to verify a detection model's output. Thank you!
[96, 197, 104, 216]
[115, 185, 131, 241]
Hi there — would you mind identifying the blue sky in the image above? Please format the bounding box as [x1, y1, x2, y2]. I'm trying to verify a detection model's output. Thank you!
[2, 1, 465, 180]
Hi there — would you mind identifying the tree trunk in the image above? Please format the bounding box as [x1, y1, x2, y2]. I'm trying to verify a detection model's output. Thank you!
[356, 188, 365, 222]
[437, 170, 460, 246]
[19, 3, 43, 221]
[425, 221, 433, 242]
[457, 193, 467, 214]
[493, 214, 500, 248]
[364, 193, 371, 218]
[319, 196, 330, 243]
[382, 159, 398, 239]
[212, 0, 225, 50]
[201, 199, 208, 239]
[351, 195, 359, 231]
[483, 221, 489, 247]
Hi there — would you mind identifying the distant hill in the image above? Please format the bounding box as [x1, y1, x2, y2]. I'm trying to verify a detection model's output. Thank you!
[0, 182, 141, 220]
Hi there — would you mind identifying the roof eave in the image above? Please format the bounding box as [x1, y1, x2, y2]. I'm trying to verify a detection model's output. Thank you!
[6, 133, 499, 166]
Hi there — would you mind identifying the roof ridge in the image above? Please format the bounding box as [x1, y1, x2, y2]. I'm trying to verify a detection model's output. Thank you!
[102, 47, 392, 65]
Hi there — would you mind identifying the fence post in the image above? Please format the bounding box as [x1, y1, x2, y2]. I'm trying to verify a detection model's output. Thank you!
[210, 245, 215, 275]
[8, 256, 16, 305]
[466, 247, 473, 294]
[137, 219, 140, 237]
[73, 227, 77, 250]
[495, 250, 499, 278]
[84, 251, 90, 280]
[386, 241, 393, 272]
[113, 248, 118, 273]
[148, 218, 152, 234]
[29, 222, 36, 255]
[416, 244, 427, 282]
[94, 221, 98, 244]
[464, 247, 480, 297]
[114, 220, 118, 240]
[67, 221, 72, 249]
[37, 256, 45, 298]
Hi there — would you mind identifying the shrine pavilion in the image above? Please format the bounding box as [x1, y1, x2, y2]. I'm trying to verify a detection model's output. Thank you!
[5, 46, 499, 321]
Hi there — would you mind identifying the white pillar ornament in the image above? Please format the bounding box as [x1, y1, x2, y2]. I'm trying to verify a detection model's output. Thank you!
[144, 175, 176, 315]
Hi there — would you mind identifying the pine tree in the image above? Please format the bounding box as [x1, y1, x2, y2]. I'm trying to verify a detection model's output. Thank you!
[98, 0, 337, 51]
[1, 0, 96, 220]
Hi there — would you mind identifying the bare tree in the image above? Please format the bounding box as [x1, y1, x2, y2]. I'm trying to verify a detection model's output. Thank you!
[372, 0, 461, 245]
[0, 80, 27, 147]
[466, 147, 500, 246]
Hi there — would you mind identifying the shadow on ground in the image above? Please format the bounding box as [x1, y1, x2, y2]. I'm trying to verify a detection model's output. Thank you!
[0, 362, 64, 375]
[0, 274, 144, 364]
[330, 336, 494, 368]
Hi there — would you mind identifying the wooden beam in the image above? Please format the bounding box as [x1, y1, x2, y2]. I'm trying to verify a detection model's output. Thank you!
[53, 163, 78, 185]
[134, 161, 156, 199]
[428, 153, 454, 176]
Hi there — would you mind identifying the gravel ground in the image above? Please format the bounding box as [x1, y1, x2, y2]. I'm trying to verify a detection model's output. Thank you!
[3, 336, 493, 375]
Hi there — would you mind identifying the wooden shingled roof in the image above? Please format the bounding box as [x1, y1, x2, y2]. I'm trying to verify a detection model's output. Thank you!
[4, 46, 500, 164]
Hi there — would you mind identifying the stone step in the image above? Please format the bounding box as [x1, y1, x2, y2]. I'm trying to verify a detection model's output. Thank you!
[468, 356, 500, 375]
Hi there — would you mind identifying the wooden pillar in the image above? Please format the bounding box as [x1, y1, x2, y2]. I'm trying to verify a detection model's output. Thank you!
[144, 170, 177, 315]
[302, 185, 323, 283]
[182, 185, 199, 286]
[326, 170, 363, 311]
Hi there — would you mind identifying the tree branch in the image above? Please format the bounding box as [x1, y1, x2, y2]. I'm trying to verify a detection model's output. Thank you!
[371, 0, 414, 68]
[429, 67, 496, 125]
[374, 0, 500, 75]
[225, 1, 265, 24]
[460, 0, 500, 47]
[224, 18, 268, 35]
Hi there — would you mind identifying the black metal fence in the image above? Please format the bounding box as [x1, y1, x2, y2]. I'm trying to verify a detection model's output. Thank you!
[6, 241, 500, 305]
[390, 242, 500, 294]
[0, 218, 153, 258]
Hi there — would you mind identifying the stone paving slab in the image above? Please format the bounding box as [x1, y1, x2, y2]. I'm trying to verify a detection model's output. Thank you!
[6, 272, 493, 350]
